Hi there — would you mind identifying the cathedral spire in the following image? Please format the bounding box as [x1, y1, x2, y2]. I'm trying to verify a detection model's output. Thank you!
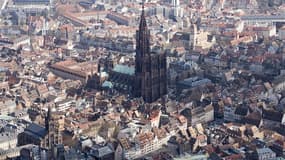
[134, 0, 167, 103]
[142, 0, 144, 11]
[137, 0, 149, 58]
[139, 1, 147, 30]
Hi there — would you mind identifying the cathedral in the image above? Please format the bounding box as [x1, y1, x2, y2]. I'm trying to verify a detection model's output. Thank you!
[133, 4, 167, 103]
[105, 3, 167, 103]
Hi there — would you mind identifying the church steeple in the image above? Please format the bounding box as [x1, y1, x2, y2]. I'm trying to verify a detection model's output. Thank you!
[136, 0, 150, 58]
[134, 1, 167, 103]
[139, 1, 147, 30]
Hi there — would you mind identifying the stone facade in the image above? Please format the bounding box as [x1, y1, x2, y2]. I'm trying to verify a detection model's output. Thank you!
[134, 5, 167, 103]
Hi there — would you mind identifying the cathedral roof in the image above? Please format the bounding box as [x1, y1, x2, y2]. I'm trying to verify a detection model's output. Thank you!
[113, 64, 135, 75]
[25, 123, 47, 139]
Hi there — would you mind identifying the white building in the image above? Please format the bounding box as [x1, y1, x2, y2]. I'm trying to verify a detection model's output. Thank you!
[120, 131, 171, 160]
[0, 134, 17, 150]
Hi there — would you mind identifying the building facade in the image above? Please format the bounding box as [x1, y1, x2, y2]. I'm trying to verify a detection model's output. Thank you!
[119, 132, 171, 160]
[134, 5, 167, 103]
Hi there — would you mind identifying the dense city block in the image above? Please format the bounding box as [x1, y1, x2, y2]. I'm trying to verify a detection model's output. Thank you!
[0, 0, 285, 160]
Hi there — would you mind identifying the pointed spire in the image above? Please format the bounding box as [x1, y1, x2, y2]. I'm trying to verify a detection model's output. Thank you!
[142, 0, 145, 12]
[141, 0, 145, 18]
[136, 0, 150, 58]
[139, 0, 147, 30]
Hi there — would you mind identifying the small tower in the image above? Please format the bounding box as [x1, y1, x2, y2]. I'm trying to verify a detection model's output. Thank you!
[45, 107, 51, 131]
[45, 107, 64, 159]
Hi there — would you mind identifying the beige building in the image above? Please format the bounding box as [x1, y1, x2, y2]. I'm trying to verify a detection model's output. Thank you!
[189, 105, 214, 126]
[189, 24, 215, 50]
[0, 99, 17, 115]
